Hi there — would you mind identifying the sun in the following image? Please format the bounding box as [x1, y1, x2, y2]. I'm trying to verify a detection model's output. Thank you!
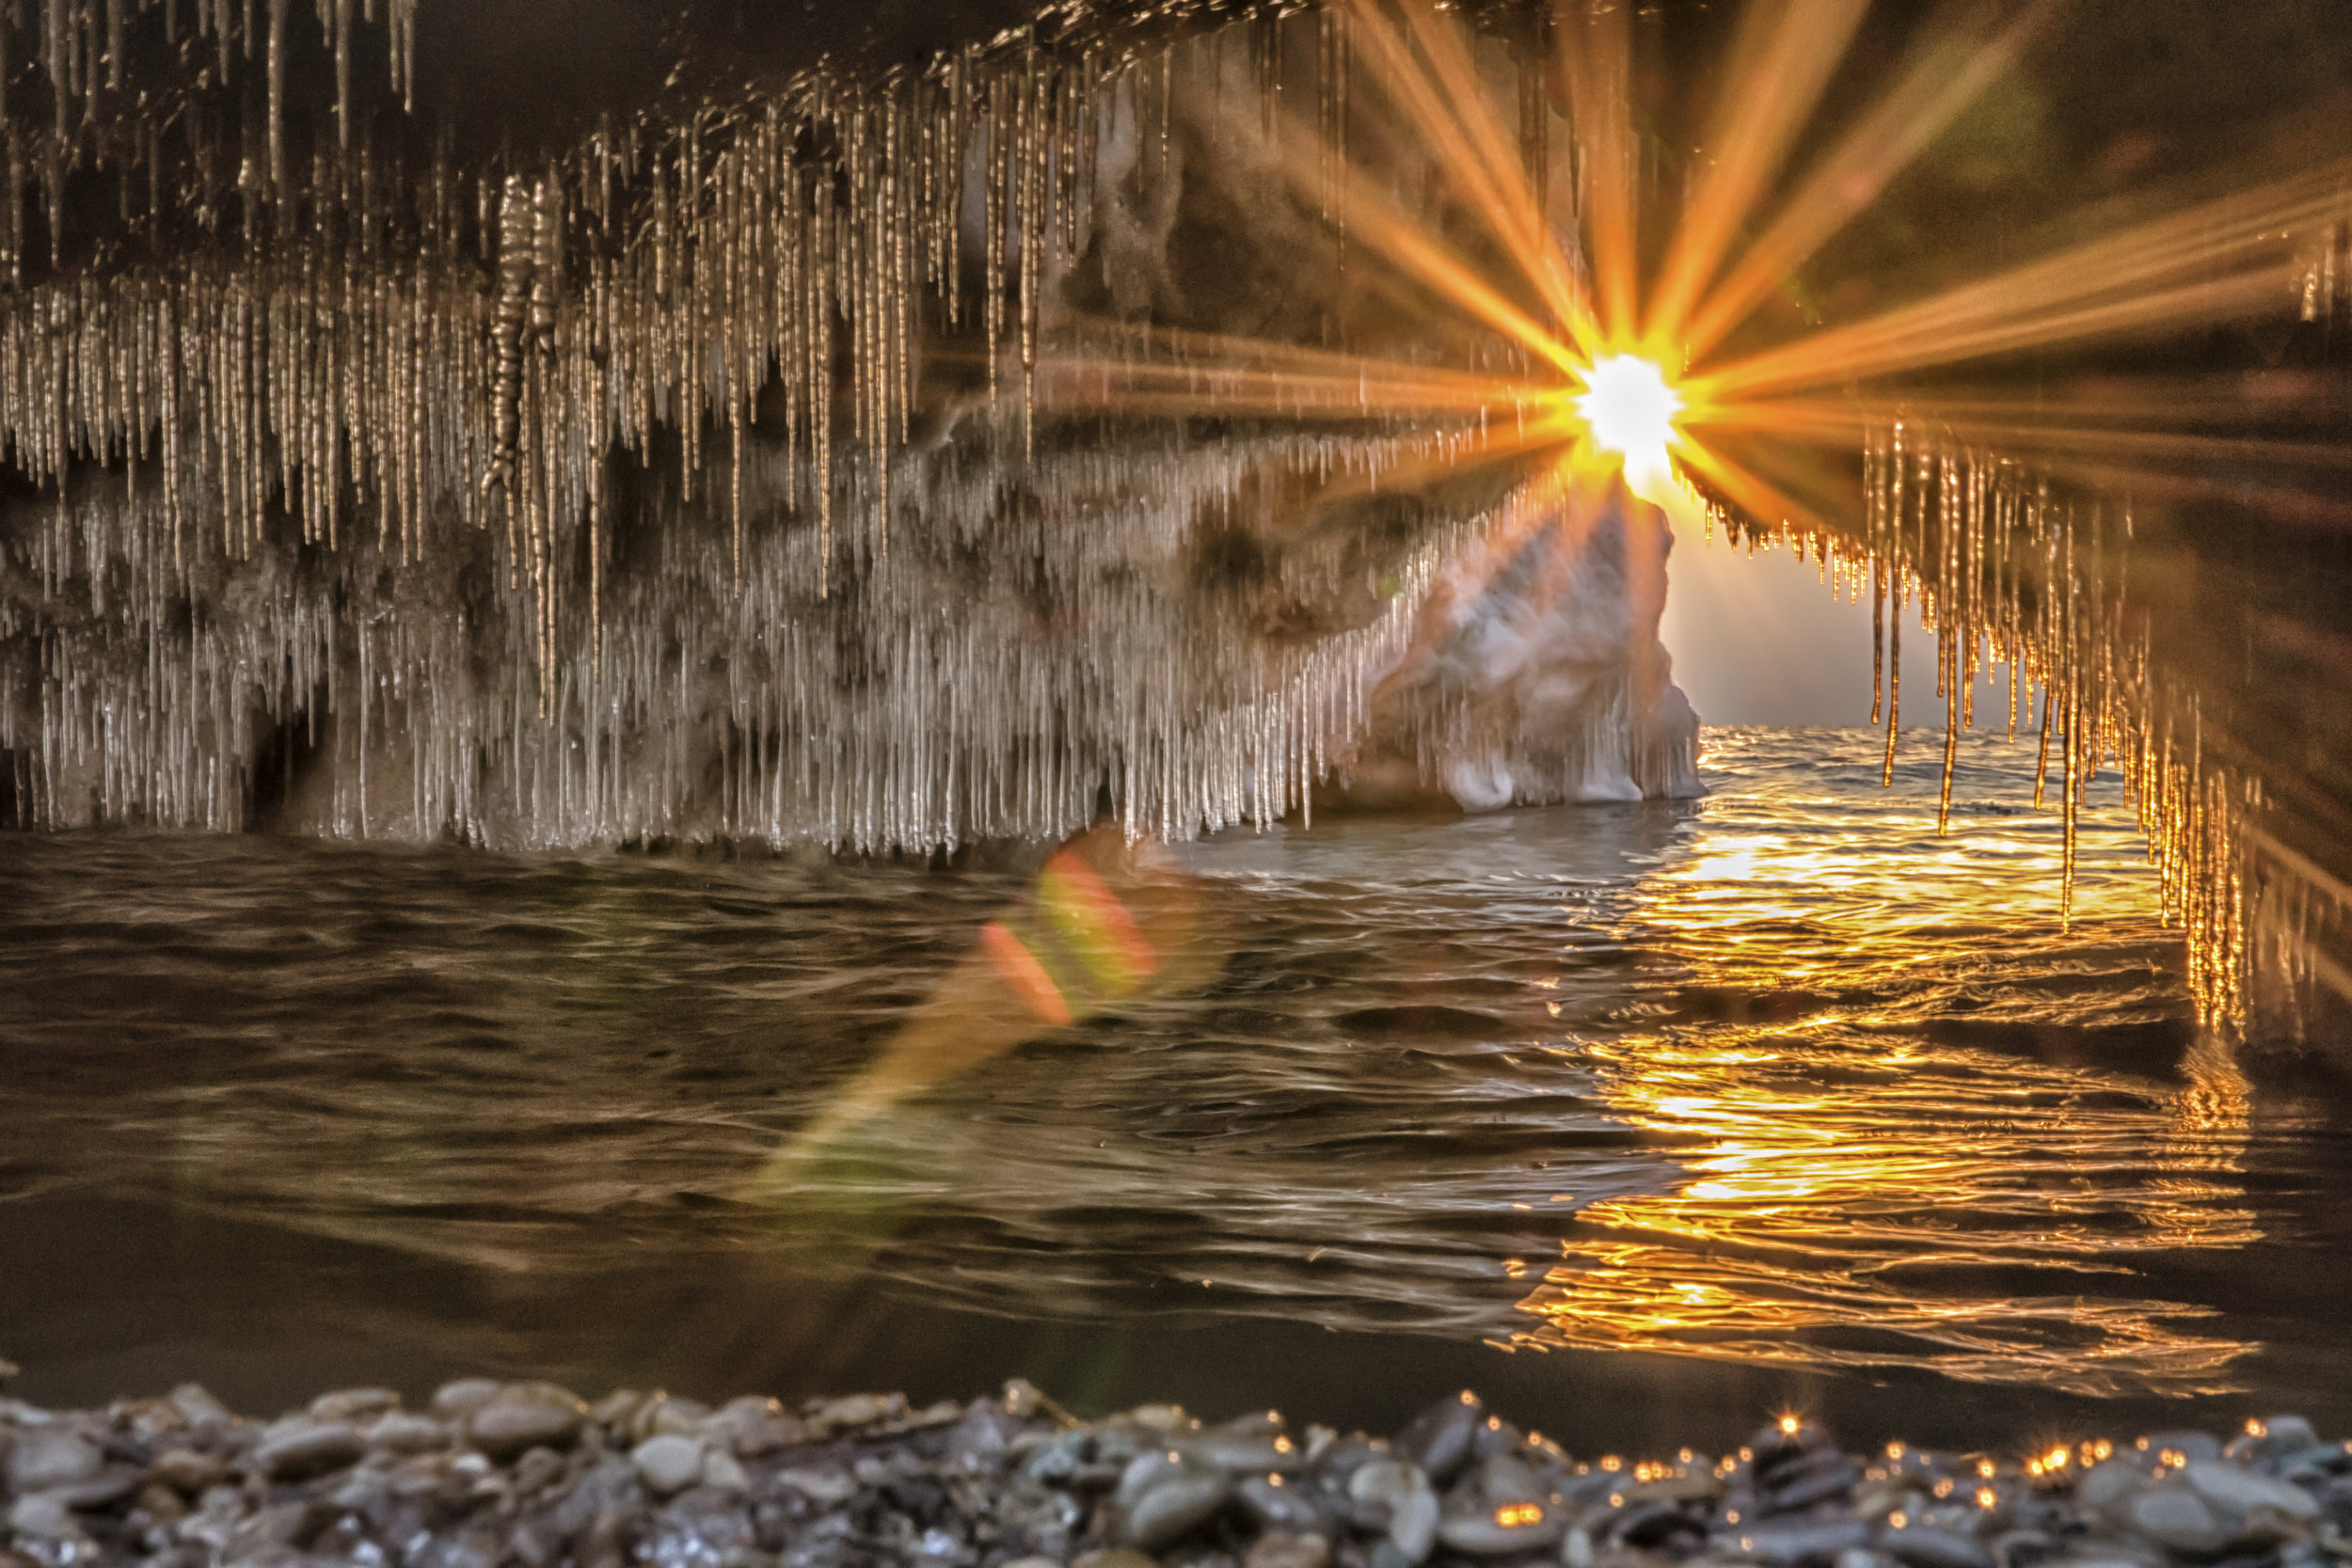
[1575, 354, 1684, 481]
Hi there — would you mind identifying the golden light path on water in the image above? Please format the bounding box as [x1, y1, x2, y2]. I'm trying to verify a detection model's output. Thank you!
[1509, 731, 2258, 1396]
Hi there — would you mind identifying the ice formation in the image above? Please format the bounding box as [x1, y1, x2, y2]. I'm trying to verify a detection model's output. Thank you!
[0, 0, 1697, 851]
[0, 0, 2333, 1033]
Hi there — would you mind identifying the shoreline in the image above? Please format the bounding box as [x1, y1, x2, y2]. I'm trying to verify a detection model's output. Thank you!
[4, 1373, 2346, 1568]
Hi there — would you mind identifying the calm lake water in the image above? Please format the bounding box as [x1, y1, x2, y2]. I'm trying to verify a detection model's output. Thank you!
[6, 727, 2349, 1453]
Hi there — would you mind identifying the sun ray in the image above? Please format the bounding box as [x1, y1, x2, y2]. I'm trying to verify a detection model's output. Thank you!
[1559, 0, 1643, 345]
[1644, 0, 1874, 348]
[1680, 0, 2060, 360]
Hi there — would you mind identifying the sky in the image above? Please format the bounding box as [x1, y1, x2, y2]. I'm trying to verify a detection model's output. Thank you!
[1659, 521, 2003, 729]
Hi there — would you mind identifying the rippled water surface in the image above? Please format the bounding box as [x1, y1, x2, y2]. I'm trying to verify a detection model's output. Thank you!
[7, 728, 2350, 1447]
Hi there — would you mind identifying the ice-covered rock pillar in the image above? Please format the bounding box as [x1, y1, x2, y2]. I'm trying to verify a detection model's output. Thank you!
[1323, 489, 1703, 813]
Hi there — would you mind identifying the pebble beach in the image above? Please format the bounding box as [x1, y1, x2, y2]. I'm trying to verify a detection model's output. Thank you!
[4, 1368, 2346, 1568]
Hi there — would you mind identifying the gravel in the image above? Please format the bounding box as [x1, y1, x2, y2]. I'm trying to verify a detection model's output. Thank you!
[4, 1371, 2351, 1568]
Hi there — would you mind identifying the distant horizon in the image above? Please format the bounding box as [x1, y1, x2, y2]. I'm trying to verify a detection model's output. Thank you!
[1661, 522, 2027, 730]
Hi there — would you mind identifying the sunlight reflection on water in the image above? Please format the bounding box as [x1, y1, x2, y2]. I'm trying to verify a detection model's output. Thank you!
[0, 726, 2304, 1402]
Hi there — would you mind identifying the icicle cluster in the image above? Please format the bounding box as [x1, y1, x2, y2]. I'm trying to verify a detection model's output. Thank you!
[1736, 423, 2252, 1030]
[0, 11, 1531, 853]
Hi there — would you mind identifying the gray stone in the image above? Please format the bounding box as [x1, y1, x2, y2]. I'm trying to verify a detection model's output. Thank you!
[1438, 1455, 1568, 1557]
[7, 1492, 77, 1540]
[1883, 1524, 1994, 1568]
[1073, 1551, 1158, 1568]
[2078, 1461, 2152, 1520]
[7, 1428, 102, 1492]
[1117, 1449, 1231, 1551]
[134, 1481, 189, 1525]
[704, 1395, 803, 1457]
[366, 1412, 450, 1454]
[429, 1378, 503, 1421]
[52, 1465, 144, 1512]
[467, 1382, 587, 1460]
[2128, 1488, 2228, 1556]
[252, 1418, 366, 1481]
[1192, 1412, 1295, 1473]
[699, 1446, 749, 1493]
[778, 1465, 857, 1505]
[631, 1433, 706, 1496]
[1237, 1473, 1327, 1533]
[1731, 1520, 1872, 1567]
[513, 1446, 568, 1497]
[1350, 1459, 1428, 1506]
[2229, 1419, 2323, 1467]
[309, 1387, 401, 1424]
[1389, 1487, 1440, 1564]
[167, 1384, 234, 1429]
[1245, 1531, 1333, 1568]
[812, 1393, 897, 1430]
[2183, 1462, 2319, 1523]
[2138, 1434, 2225, 1467]
[1396, 1393, 1485, 1485]
[149, 1447, 229, 1495]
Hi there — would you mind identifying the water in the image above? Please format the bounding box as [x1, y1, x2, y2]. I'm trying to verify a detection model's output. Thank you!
[6, 727, 2349, 1452]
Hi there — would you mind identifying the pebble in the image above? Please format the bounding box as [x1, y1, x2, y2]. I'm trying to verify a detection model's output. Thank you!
[429, 1378, 503, 1421]
[2128, 1487, 2229, 1555]
[251, 1418, 366, 1481]
[165, 1385, 232, 1429]
[631, 1433, 706, 1496]
[309, 1386, 401, 1424]
[6, 1430, 101, 1493]
[4, 1373, 2351, 1568]
[1074, 1551, 1161, 1568]
[1244, 1530, 1331, 1568]
[466, 1382, 587, 1460]
[1436, 1454, 1565, 1555]
[6, 1493, 74, 1541]
[366, 1411, 450, 1453]
[1883, 1523, 1995, 1568]
[1117, 1449, 1232, 1552]
[1395, 1393, 1484, 1485]
[2184, 1460, 2321, 1522]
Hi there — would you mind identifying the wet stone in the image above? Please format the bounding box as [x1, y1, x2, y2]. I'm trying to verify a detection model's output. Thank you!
[2131, 1488, 2230, 1555]
[147, 1446, 228, 1495]
[1438, 1454, 1567, 1557]
[166, 1385, 234, 1430]
[309, 1387, 400, 1424]
[1389, 1487, 1440, 1563]
[1396, 1394, 1484, 1485]
[1883, 1524, 1996, 1568]
[466, 1382, 587, 1459]
[631, 1433, 706, 1496]
[251, 1418, 366, 1481]
[1074, 1551, 1162, 1568]
[1735, 1519, 1874, 1566]
[2184, 1463, 2321, 1524]
[1238, 1473, 1327, 1533]
[367, 1411, 450, 1453]
[7, 1493, 76, 1541]
[52, 1465, 144, 1512]
[1195, 1413, 1295, 1473]
[428, 1378, 503, 1423]
[2144, 1435, 2230, 1467]
[1245, 1530, 1333, 1568]
[1118, 1449, 1232, 1552]
[7, 1429, 102, 1492]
